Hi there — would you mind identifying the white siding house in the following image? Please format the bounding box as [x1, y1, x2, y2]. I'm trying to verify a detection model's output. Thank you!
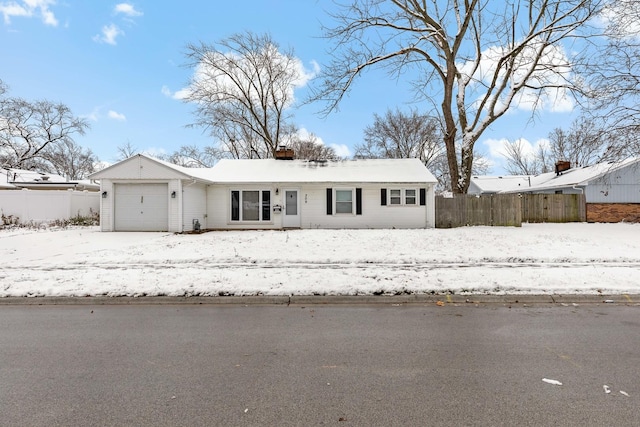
[89, 155, 213, 232]
[89, 155, 437, 231]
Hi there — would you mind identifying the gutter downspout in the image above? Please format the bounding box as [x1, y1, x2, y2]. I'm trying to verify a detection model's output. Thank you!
[572, 184, 586, 222]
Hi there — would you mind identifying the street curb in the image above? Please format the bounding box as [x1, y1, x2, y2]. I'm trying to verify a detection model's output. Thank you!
[0, 294, 637, 306]
[0, 296, 291, 306]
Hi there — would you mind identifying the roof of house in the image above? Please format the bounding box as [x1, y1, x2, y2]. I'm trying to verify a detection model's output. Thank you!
[90, 155, 437, 184]
[1, 168, 100, 191]
[469, 175, 534, 194]
[495, 157, 640, 193]
[200, 158, 437, 184]
[89, 154, 198, 181]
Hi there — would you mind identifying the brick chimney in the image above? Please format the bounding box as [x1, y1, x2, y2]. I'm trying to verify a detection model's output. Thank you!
[555, 160, 571, 175]
[275, 145, 295, 160]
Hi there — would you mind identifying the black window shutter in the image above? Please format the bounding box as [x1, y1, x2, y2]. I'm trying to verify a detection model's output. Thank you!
[356, 188, 362, 215]
[420, 188, 426, 206]
[326, 188, 332, 215]
[381, 188, 387, 206]
[231, 191, 240, 221]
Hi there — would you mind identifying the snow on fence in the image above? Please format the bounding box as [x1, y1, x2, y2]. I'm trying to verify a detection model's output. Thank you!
[436, 194, 586, 228]
[0, 189, 100, 223]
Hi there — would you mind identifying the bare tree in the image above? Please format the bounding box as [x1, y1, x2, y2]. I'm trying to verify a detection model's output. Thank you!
[115, 141, 138, 161]
[503, 116, 614, 175]
[502, 139, 550, 175]
[183, 32, 311, 159]
[289, 132, 339, 160]
[355, 108, 443, 163]
[547, 117, 609, 166]
[354, 108, 453, 188]
[166, 144, 226, 168]
[0, 97, 89, 170]
[579, 1, 640, 153]
[313, 0, 603, 193]
[43, 139, 97, 179]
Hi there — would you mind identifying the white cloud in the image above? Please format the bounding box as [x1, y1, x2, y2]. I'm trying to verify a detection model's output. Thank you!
[161, 85, 187, 100]
[483, 138, 511, 161]
[183, 45, 317, 109]
[460, 38, 575, 115]
[114, 3, 142, 17]
[295, 127, 315, 142]
[82, 107, 101, 122]
[0, 0, 58, 26]
[482, 137, 550, 173]
[597, 0, 640, 39]
[160, 85, 172, 97]
[330, 143, 351, 158]
[93, 4, 141, 46]
[293, 128, 351, 158]
[107, 110, 126, 121]
[93, 23, 123, 45]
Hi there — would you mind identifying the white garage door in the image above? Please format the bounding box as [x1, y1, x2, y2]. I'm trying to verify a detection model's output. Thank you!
[114, 183, 169, 231]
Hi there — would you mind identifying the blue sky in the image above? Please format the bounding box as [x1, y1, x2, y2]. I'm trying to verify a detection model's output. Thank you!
[1, 0, 580, 173]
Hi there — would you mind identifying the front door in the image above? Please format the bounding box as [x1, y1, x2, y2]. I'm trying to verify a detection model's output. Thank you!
[282, 189, 300, 228]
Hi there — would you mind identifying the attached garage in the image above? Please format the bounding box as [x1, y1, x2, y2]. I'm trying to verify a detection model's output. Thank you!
[89, 155, 214, 232]
[114, 183, 169, 231]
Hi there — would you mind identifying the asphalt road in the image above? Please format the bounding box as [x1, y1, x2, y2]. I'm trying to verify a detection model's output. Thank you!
[1, 303, 639, 426]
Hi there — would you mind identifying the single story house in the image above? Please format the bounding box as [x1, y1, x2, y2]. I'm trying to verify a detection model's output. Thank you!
[89, 154, 437, 232]
[1, 168, 99, 191]
[470, 158, 640, 222]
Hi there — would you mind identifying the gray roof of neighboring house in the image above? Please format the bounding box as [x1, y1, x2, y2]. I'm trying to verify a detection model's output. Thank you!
[470, 158, 640, 194]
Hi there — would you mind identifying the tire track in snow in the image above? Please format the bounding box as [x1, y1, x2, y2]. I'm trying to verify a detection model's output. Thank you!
[5, 261, 640, 271]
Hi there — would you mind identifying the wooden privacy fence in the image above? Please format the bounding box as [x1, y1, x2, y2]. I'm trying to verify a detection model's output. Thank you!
[435, 193, 586, 228]
[521, 193, 586, 223]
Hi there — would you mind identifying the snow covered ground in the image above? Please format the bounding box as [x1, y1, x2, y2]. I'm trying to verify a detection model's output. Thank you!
[1, 223, 639, 297]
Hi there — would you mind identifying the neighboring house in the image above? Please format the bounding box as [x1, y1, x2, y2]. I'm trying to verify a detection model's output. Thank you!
[467, 175, 535, 195]
[0, 168, 99, 191]
[0, 168, 100, 223]
[88, 153, 437, 232]
[470, 158, 640, 222]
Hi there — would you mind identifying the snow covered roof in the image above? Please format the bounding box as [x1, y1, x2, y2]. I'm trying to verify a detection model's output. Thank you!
[201, 158, 437, 184]
[91, 155, 437, 185]
[88, 154, 214, 182]
[469, 175, 533, 194]
[468, 158, 640, 194]
[499, 157, 640, 193]
[1, 168, 100, 191]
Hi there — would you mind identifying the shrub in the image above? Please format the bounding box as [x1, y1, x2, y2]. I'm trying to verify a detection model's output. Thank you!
[0, 208, 99, 229]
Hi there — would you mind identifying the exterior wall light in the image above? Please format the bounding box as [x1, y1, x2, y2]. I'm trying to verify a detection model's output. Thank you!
[102, 191, 107, 198]
[171, 191, 177, 198]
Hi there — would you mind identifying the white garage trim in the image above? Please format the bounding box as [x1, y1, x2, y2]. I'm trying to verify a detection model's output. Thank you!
[114, 183, 169, 231]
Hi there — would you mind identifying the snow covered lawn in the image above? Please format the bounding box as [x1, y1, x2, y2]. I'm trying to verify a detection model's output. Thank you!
[1, 223, 639, 297]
